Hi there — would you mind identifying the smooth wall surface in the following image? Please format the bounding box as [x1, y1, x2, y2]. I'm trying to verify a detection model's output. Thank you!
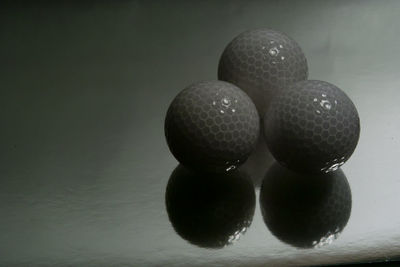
[1, 1, 400, 266]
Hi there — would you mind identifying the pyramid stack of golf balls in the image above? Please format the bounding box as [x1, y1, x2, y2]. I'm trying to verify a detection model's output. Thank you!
[165, 28, 360, 173]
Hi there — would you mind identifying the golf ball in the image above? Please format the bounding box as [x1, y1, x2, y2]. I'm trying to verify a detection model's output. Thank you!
[218, 29, 308, 116]
[165, 165, 255, 248]
[264, 80, 360, 173]
[260, 163, 352, 248]
[165, 81, 259, 172]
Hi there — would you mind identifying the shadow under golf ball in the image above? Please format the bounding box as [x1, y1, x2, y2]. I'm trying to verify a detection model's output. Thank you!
[165, 164, 256, 248]
[260, 162, 352, 248]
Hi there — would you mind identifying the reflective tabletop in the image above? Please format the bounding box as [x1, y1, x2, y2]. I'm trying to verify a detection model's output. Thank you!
[1, 1, 400, 266]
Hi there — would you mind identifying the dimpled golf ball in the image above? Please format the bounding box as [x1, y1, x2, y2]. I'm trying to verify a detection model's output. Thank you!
[218, 29, 308, 116]
[264, 80, 360, 173]
[260, 163, 352, 248]
[165, 81, 259, 172]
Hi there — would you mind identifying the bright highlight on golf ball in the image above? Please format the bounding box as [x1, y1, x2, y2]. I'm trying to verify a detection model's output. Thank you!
[165, 81, 259, 172]
[264, 80, 360, 173]
[218, 28, 308, 117]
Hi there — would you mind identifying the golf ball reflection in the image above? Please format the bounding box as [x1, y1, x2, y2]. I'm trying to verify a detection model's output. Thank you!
[260, 163, 352, 248]
[165, 165, 256, 248]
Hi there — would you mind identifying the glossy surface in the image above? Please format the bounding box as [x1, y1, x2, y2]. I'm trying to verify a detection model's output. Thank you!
[264, 80, 360, 173]
[218, 29, 308, 116]
[165, 81, 259, 172]
[1, 1, 400, 266]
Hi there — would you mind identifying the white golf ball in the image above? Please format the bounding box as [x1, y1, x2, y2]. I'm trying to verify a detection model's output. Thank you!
[264, 80, 360, 173]
[218, 29, 308, 116]
[165, 81, 259, 172]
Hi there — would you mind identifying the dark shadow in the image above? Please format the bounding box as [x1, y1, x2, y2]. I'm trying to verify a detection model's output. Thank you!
[240, 126, 275, 188]
[260, 162, 352, 249]
[165, 164, 256, 249]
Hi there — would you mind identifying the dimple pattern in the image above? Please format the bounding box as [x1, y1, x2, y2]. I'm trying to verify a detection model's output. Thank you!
[218, 29, 308, 116]
[165, 81, 259, 172]
[264, 80, 360, 173]
[260, 163, 352, 248]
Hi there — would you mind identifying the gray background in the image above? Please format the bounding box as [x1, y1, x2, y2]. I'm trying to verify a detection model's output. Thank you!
[1, 1, 400, 266]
